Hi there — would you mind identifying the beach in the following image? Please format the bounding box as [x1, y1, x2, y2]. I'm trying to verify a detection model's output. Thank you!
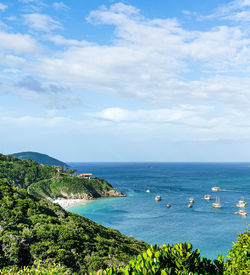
[53, 198, 89, 209]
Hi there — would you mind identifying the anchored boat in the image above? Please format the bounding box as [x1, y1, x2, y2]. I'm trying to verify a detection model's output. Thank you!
[155, 195, 162, 201]
[211, 187, 221, 192]
[212, 197, 221, 208]
[203, 194, 212, 200]
[187, 197, 194, 203]
[235, 208, 247, 217]
[236, 197, 247, 208]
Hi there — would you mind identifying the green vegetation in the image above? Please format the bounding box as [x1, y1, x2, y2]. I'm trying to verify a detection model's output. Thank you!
[0, 179, 148, 274]
[100, 229, 249, 275]
[0, 154, 57, 189]
[28, 175, 118, 199]
[11, 151, 67, 167]
[224, 227, 250, 274]
[102, 243, 223, 274]
[0, 261, 71, 274]
[0, 153, 122, 199]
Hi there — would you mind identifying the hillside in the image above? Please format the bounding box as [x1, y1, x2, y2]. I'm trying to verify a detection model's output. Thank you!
[0, 154, 124, 199]
[28, 175, 124, 200]
[11, 151, 67, 167]
[0, 179, 148, 273]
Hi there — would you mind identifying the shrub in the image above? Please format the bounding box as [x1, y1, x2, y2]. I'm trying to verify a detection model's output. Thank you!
[224, 227, 250, 274]
[102, 242, 223, 274]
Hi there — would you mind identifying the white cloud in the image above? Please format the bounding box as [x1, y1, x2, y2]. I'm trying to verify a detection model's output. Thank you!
[23, 13, 62, 31]
[1, 2, 250, 145]
[0, 30, 40, 53]
[53, 2, 69, 11]
[48, 34, 92, 46]
[27, 3, 249, 112]
[0, 3, 7, 11]
[207, 0, 250, 22]
[93, 106, 214, 127]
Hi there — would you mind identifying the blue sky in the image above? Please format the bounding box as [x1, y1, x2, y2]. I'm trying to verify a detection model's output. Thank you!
[1, 0, 250, 162]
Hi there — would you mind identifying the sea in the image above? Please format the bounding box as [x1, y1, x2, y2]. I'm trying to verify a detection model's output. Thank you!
[67, 162, 250, 259]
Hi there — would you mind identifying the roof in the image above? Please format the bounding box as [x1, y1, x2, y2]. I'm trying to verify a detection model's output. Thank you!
[78, 173, 92, 176]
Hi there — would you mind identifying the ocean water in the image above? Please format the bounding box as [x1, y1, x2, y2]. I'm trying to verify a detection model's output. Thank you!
[67, 162, 250, 259]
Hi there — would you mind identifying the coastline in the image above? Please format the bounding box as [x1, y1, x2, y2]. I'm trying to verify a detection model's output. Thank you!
[53, 198, 89, 209]
[53, 192, 126, 210]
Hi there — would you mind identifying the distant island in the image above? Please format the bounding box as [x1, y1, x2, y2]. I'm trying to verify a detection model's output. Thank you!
[11, 151, 68, 167]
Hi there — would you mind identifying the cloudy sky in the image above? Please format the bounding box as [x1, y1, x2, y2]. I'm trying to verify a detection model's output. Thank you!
[1, 0, 250, 162]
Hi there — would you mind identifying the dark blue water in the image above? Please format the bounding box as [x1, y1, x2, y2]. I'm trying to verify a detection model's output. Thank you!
[67, 162, 250, 259]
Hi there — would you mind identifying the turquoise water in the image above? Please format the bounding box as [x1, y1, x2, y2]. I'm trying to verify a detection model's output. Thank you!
[68, 162, 250, 259]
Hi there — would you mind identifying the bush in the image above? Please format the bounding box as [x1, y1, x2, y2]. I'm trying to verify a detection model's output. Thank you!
[224, 227, 250, 274]
[0, 260, 72, 274]
[102, 243, 223, 274]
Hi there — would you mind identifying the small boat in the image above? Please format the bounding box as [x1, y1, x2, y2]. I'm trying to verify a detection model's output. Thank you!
[212, 197, 221, 208]
[203, 195, 212, 200]
[235, 209, 247, 217]
[188, 203, 193, 208]
[211, 187, 221, 191]
[236, 197, 247, 208]
[146, 189, 150, 193]
[166, 203, 171, 208]
[187, 197, 194, 203]
[155, 195, 162, 201]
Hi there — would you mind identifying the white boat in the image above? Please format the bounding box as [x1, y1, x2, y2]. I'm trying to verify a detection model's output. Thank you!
[166, 203, 171, 208]
[187, 197, 194, 203]
[211, 187, 221, 191]
[203, 194, 212, 200]
[146, 189, 150, 193]
[155, 195, 162, 201]
[235, 209, 247, 217]
[212, 197, 221, 208]
[236, 197, 246, 208]
[188, 203, 193, 208]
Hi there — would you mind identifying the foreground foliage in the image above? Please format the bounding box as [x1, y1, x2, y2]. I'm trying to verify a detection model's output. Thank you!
[223, 227, 250, 274]
[0, 180, 147, 274]
[102, 243, 223, 274]
[0, 261, 71, 274]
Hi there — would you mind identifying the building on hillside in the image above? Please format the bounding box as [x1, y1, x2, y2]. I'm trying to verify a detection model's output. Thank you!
[77, 173, 92, 179]
[55, 167, 62, 173]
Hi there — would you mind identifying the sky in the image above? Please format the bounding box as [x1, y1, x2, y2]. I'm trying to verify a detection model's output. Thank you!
[1, 0, 250, 162]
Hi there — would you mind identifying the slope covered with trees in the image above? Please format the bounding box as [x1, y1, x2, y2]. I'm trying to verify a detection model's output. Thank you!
[28, 175, 122, 199]
[0, 154, 123, 199]
[0, 179, 147, 274]
[11, 151, 67, 167]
